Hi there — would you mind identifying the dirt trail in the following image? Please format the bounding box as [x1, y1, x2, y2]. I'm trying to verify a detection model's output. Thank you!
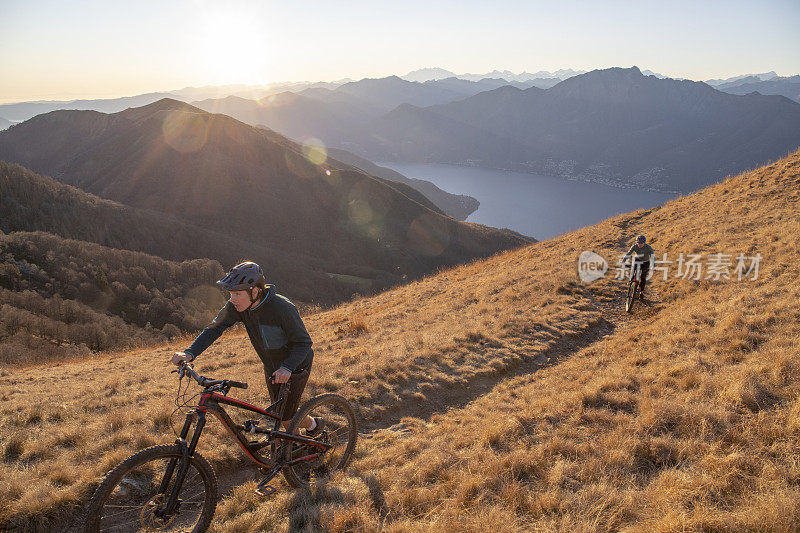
[366, 279, 663, 435]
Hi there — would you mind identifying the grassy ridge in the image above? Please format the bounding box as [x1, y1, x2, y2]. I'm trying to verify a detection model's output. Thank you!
[207, 151, 800, 531]
[1, 151, 798, 531]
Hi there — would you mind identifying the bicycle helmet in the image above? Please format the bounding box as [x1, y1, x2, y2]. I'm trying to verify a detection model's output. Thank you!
[217, 261, 265, 291]
[636, 235, 646, 244]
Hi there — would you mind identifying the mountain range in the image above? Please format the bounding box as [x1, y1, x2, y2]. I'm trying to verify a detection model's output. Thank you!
[704, 71, 778, 86]
[0, 81, 349, 124]
[345, 67, 800, 192]
[190, 75, 539, 141]
[0, 99, 529, 304]
[3, 67, 799, 196]
[2, 67, 793, 124]
[190, 67, 800, 193]
[401, 67, 588, 83]
[711, 75, 800, 104]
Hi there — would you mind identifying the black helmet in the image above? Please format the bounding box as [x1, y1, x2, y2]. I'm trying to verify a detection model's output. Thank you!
[217, 262, 265, 291]
[636, 235, 646, 244]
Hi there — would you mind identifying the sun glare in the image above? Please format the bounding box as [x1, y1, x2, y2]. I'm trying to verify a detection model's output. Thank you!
[194, 7, 270, 86]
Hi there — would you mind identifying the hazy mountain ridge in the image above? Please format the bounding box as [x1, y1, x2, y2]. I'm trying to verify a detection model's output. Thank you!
[4, 66, 798, 205]
[190, 76, 543, 145]
[704, 71, 778, 86]
[190, 68, 800, 193]
[0, 81, 353, 123]
[714, 75, 800, 103]
[403, 67, 588, 83]
[0, 100, 530, 301]
[193, 92, 376, 149]
[3, 67, 792, 124]
[192, 93, 481, 219]
[0, 92, 188, 122]
[356, 67, 800, 192]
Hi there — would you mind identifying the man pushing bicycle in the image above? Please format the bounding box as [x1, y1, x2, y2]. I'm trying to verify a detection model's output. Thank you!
[170, 261, 321, 435]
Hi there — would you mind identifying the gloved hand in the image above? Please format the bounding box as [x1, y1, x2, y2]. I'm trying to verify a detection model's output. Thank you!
[271, 367, 291, 383]
[171, 351, 192, 366]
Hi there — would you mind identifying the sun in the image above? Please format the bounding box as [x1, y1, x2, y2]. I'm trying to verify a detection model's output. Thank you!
[193, 7, 270, 85]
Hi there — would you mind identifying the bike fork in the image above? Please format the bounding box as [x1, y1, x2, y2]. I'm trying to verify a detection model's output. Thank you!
[157, 415, 193, 496]
[158, 412, 206, 518]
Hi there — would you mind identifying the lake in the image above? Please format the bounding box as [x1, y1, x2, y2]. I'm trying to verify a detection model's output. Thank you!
[378, 162, 677, 241]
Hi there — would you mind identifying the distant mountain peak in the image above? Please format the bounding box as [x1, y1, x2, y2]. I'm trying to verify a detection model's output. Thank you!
[257, 91, 305, 106]
[613, 65, 643, 76]
[402, 67, 457, 82]
[551, 66, 644, 90]
[705, 71, 779, 86]
[120, 97, 203, 117]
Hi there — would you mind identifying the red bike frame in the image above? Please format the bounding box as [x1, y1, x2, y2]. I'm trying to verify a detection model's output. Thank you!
[176, 389, 330, 469]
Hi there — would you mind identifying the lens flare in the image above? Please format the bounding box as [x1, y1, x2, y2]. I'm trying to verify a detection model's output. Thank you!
[408, 213, 451, 256]
[323, 169, 341, 187]
[302, 138, 328, 166]
[162, 111, 209, 153]
[347, 196, 375, 226]
[284, 150, 312, 178]
[343, 183, 388, 240]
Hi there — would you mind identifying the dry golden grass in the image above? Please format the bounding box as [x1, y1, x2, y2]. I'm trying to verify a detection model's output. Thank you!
[1, 150, 798, 531]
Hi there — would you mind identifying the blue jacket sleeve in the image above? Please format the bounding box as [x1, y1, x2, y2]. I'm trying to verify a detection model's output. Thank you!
[184, 302, 240, 360]
[278, 303, 313, 372]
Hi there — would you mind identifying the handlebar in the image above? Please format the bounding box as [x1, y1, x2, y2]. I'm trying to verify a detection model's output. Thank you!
[174, 361, 248, 390]
[624, 258, 647, 266]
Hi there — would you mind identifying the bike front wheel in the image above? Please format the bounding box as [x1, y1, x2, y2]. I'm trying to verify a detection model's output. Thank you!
[85, 444, 218, 533]
[283, 393, 358, 488]
[625, 278, 637, 313]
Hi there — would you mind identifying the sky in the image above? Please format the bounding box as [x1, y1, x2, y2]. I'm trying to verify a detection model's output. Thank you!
[1, 0, 798, 103]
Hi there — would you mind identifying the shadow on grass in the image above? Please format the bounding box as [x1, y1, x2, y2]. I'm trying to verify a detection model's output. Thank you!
[286, 473, 391, 532]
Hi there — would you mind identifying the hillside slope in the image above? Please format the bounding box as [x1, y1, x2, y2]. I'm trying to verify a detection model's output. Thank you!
[0, 230, 226, 364]
[0, 151, 797, 530]
[0, 161, 379, 304]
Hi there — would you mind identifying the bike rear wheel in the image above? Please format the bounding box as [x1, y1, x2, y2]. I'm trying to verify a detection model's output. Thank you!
[85, 444, 218, 533]
[282, 394, 358, 488]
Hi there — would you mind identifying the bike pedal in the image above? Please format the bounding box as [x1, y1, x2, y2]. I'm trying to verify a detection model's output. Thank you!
[254, 482, 276, 497]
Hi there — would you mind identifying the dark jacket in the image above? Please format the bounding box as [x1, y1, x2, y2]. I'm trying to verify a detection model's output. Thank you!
[184, 285, 313, 373]
[623, 243, 655, 264]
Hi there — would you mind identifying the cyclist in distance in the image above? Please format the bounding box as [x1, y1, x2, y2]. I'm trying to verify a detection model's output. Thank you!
[170, 261, 321, 435]
[622, 235, 655, 299]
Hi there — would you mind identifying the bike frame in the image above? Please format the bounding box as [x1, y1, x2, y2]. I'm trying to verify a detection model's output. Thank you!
[629, 261, 643, 284]
[157, 382, 332, 518]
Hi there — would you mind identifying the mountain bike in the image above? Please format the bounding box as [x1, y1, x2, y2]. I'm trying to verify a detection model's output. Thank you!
[84, 361, 357, 532]
[624, 260, 646, 313]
